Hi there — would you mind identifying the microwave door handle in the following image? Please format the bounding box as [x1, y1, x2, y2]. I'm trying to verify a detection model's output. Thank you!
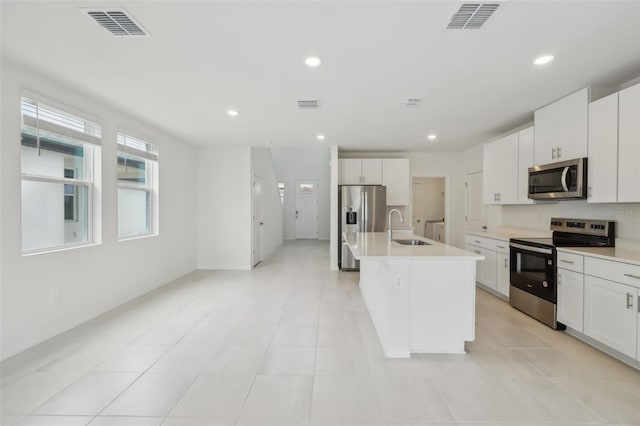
[561, 166, 570, 192]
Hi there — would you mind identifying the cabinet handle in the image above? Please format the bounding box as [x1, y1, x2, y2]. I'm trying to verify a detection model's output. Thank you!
[624, 273, 640, 279]
[626, 293, 633, 309]
[497, 245, 505, 249]
[504, 258, 508, 268]
[557, 146, 562, 158]
[498, 193, 501, 201]
[560, 260, 574, 264]
[552, 148, 557, 159]
[475, 240, 481, 244]
[588, 186, 592, 198]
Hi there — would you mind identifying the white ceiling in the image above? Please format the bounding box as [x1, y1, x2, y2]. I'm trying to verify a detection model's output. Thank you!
[2, 1, 639, 152]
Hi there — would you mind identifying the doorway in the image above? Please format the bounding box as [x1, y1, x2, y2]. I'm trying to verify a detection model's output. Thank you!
[252, 175, 263, 266]
[412, 177, 446, 242]
[295, 180, 318, 239]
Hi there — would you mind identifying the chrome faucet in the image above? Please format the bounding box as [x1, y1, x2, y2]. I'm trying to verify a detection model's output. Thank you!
[388, 209, 405, 243]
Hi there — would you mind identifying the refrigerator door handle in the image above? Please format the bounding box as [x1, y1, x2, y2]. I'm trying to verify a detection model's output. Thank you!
[363, 190, 368, 232]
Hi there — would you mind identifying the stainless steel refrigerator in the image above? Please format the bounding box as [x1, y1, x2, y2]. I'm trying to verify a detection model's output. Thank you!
[338, 185, 387, 271]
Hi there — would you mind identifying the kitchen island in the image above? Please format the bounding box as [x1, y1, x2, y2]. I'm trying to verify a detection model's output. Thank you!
[344, 232, 484, 358]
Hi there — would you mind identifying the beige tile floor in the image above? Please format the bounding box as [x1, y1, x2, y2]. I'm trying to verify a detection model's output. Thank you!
[2, 240, 640, 426]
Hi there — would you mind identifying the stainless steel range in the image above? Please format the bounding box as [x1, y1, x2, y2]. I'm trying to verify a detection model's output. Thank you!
[509, 218, 615, 329]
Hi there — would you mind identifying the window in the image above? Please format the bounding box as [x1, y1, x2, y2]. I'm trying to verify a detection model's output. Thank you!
[20, 97, 101, 253]
[117, 132, 158, 239]
[278, 182, 285, 206]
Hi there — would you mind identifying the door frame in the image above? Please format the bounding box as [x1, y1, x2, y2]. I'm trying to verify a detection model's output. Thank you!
[295, 179, 319, 240]
[411, 175, 449, 244]
[252, 174, 263, 267]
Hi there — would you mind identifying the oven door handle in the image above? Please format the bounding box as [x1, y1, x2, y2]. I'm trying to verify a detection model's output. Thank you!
[561, 166, 570, 192]
[509, 243, 553, 255]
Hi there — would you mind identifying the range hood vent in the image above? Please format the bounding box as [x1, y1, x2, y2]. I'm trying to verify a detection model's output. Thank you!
[297, 100, 320, 109]
[84, 8, 149, 37]
[447, 3, 500, 29]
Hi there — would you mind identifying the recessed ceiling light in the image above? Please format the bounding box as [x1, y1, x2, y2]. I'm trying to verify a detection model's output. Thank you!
[227, 109, 239, 117]
[316, 134, 326, 141]
[305, 56, 322, 68]
[533, 55, 554, 66]
[427, 134, 437, 141]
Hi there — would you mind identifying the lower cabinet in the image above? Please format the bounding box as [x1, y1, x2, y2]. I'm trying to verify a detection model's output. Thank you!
[496, 252, 510, 297]
[478, 248, 497, 291]
[584, 274, 638, 359]
[557, 267, 585, 332]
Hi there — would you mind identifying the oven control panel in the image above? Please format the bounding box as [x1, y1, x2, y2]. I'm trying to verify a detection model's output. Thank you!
[550, 218, 614, 237]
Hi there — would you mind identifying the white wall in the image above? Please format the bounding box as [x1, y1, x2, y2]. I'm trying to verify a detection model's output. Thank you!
[251, 147, 284, 261]
[196, 146, 252, 269]
[0, 59, 198, 360]
[271, 147, 331, 240]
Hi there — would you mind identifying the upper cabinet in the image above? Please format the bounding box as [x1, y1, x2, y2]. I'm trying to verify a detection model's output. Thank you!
[382, 158, 410, 206]
[587, 92, 618, 203]
[534, 87, 589, 165]
[587, 83, 640, 204]
[339, 158, 410, 205]
[483, 132, 518, 204]
[517, 126, 535, 204]
[618, 83, 640, 203]
[340, 159, 382, 185]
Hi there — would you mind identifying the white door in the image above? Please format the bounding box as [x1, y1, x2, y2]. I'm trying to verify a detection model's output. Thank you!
[412, 182, 423, 236]
[252, 175, 263, 266]
[295, 180, 318, 239]
[465, 172, 485, 231]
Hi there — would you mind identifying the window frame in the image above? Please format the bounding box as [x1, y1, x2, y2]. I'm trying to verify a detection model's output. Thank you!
[20, 96, 101, 255]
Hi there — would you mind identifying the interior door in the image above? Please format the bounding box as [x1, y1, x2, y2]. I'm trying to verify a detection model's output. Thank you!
[252, 175, 263, 266]
[412, 182, 423, 236]
[295, 180, 318, 239]
[465, 172, 485, 230]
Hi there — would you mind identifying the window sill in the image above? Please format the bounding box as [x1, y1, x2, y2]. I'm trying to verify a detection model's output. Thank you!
[118, 232, 158, 242]
[22, 241, 100, 257]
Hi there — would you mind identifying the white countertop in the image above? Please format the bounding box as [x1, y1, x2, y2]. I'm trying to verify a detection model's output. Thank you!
[557, 246, 640, 266]
[345, 232, 484, 260]
[466, 227, 552, 241]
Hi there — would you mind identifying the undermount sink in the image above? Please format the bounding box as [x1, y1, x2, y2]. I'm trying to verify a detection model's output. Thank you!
[393, 239, 431, 246]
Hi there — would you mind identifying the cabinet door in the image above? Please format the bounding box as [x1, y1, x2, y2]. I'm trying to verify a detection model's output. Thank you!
[361, 159, 382, 184]
[482, 140, 501, 204]
[496, 252, 510, 297]
[584, 275, 637, 358]
[534, 101, 559, 165]
[478, 248, 497, 290]
[340, 159, 362, 184]
[588, 92, 618, 203]
[497, 133, 519, 204]
[382, 159, 410, 205]
[518, 126, 534, 204]
[465, 243, 481, 282]
[618, 83, 640, 202]
[557, 268, 585, 332]
[558, 87, 589, 161]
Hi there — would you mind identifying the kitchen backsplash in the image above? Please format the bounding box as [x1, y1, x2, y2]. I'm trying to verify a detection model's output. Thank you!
[501, 201, 640, 242]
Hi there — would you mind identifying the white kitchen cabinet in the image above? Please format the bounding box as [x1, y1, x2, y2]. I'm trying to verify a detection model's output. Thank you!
[587, 92, 619, 203]
[496, 252, 510, 297]
[584, 274, 638, 359]
[618, 83, 640, 202]
[534, 87, 589, 165]
[482, 132, 518, 204]
[339, 159, 382, 185]
[382, 158, 410, 205]
[557, 267, 585, 332]
[477, 247, 497, 291]
[517, 126, 534, 204]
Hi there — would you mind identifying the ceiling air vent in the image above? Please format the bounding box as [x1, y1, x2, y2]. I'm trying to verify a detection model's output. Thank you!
[297, 100, 320, 109]
[447, 3, 500, 29]
[84, 8, 149, 37]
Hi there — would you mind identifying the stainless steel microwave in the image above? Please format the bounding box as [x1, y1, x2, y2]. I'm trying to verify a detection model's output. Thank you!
[528, 158, 587, 200]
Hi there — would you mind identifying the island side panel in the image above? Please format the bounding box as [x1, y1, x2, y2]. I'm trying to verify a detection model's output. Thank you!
[408, 259, 476, 353]
[359, 258, 411, 358]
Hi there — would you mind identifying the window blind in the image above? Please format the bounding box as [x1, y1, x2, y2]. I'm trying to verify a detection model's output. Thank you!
[117, 132, 159, 162]
[21, 97, 102, 146]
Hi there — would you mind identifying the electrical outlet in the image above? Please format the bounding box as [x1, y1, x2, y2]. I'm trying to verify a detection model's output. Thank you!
[49, 290, 60, 304]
